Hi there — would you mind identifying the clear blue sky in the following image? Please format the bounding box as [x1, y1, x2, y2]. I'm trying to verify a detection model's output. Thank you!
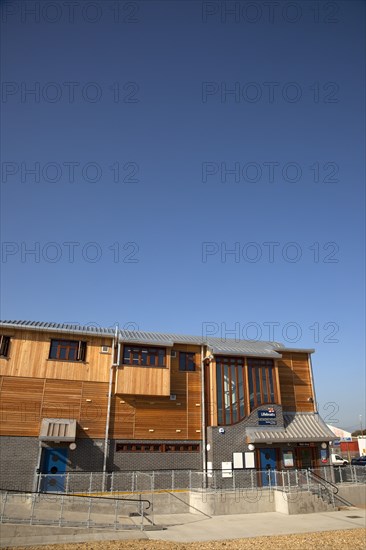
[1, 0, 365, 431]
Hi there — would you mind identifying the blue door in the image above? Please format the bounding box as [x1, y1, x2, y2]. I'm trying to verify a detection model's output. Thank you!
[259, 448, 277, 486]
[41, 448, 68, 492]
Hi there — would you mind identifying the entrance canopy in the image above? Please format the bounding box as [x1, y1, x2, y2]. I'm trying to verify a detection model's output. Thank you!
[246, 413, 335, 444]
[39, 418, 77, 442]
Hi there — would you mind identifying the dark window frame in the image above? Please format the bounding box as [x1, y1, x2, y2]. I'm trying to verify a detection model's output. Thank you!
[115, 442, 200, 453]
[49, 339, 87, 362]
[122, 345, 166, 367]
[0, 335, 10, 357]
[179, 351, 196, 372]
[216, 356, 245, 426]
[247, 358, 277, 410]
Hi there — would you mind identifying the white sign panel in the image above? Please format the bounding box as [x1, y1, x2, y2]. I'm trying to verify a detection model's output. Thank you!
[207, 461, 213, 478]
[244, 452, 255, 469]
[233, 452, 244, 469]
[222, 462, 233, 478]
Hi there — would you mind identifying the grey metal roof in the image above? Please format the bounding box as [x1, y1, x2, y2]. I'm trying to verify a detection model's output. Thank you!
[118, 330, 283, 357]
[0, 320, 314, 358]
[246, 413, 335, 443]
[0, 320, 115, 338]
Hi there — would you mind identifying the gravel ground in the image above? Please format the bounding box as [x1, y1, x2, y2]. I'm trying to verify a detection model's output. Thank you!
[5, 529, 366, 550]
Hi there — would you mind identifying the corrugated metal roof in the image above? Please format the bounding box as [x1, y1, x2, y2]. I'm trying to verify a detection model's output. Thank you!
[0, 320, 115, 337]
[246, 413, 335, 443]
[118, 330, 283, 357]
[0, 320, 315, 357]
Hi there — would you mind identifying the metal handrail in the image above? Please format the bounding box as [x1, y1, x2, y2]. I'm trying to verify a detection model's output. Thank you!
[1, 488, 151, 509]
[307, 470, 339, 495]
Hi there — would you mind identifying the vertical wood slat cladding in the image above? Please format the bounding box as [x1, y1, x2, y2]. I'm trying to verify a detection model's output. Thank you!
[0, 376, 109, 438]
[111, 345, 202, 440]
[0, 329, 112, 382]
[115, 364, 171, 396]
[277, 353, 314, 412]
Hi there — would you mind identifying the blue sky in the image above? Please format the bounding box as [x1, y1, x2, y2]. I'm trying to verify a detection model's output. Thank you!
[1, 0, 365, 431]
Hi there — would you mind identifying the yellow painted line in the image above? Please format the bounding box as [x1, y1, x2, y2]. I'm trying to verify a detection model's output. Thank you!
[72, 489, 190, 497]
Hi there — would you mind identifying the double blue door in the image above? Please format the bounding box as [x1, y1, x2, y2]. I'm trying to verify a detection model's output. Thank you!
[259, 448, 276, 486]
[41, 448, 68, 492]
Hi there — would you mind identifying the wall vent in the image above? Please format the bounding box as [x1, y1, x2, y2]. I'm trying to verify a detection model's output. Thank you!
[101, 346, 109, 353]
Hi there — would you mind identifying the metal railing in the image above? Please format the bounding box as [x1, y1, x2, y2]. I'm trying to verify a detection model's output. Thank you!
[2, 465, 364, 497]
[0, 489, 152, 531]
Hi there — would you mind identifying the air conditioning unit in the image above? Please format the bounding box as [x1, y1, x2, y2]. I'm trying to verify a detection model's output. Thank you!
[171, 351, 177, 358]
[101, 346, 109, 353]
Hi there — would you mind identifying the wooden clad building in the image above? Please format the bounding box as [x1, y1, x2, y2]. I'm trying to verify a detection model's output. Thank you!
[0, 321, 334, 491]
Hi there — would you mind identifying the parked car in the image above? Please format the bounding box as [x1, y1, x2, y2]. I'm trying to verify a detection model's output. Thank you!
[351, 455, 366, 466]
[331, 453, 349, 466]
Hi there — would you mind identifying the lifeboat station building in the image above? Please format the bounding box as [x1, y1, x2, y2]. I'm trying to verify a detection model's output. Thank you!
[0, 320, 334, 491]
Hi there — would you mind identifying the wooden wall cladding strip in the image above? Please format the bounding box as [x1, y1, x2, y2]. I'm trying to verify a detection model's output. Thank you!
[0, 330, 112, 382]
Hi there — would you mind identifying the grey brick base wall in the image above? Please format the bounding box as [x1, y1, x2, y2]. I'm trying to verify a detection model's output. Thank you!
[0, 436, 203, 492]
[207, 404, 284, 469]
[0, 436, 40, 492]
[109, 440, 202, 471]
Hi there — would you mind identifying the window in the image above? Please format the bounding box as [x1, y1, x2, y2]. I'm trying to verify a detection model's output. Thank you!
[247, 358, 276, 410]
[115, 442, 200, 452]
[0, 335, 10, 357]
[49, 339, 87, 362]
[216, 356, 245, 425]
[179, 352, 196, 371]
[123, 345, 166, 367]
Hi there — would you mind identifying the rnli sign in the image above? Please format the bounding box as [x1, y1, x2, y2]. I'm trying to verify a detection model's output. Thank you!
[258, 408, 277, 425]
[258, 408, 276, 419]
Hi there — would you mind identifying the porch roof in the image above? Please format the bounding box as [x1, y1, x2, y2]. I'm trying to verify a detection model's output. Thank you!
[246, 413, 335, 444]
[39, 418, 77, 442]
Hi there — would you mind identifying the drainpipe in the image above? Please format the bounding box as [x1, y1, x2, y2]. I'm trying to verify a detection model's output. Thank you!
[33, 442, 44, 492]
[102, 325, 119, 491]
[200, 345, 207, 483]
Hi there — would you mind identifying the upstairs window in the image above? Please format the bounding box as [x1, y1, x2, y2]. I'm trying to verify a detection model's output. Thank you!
[0, 335, 10, 357]
[216, 356, 245, 425]
[49, 339, 87, 362]
[123, 345, 166, 367]
[179, 352, 196, 371]
[247, 358, 277, 410]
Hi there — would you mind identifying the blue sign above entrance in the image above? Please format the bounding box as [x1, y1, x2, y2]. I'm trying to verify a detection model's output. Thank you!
[257, 408, 277, 426]
[258, 408, 276, 419]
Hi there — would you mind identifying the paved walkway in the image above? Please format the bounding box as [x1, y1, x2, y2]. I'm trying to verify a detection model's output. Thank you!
[1, 508, 365, 547]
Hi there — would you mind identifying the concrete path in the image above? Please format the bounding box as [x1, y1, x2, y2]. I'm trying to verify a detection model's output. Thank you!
[1, 508, 365, 547]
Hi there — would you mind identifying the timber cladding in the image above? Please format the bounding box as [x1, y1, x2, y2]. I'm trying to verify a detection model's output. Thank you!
[0, 377, 109, 438]
[0, 328, 112, 382]
[110, 344, 202, 440]
[277, 352, 315, 412]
